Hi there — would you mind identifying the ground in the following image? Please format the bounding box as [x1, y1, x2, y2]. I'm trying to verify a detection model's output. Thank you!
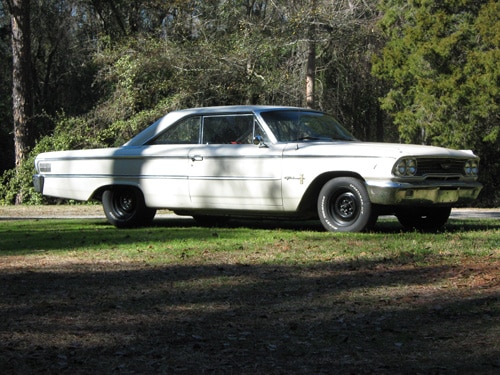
[0, 206, 498, 374]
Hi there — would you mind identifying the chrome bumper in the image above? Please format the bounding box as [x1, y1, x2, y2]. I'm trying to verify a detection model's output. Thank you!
[33, 174, 44, 193]
[366, 180, 483, 205]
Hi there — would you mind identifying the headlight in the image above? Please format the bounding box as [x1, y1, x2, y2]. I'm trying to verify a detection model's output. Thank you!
[464, 160, 479, 176]
[393, 158, 417, 177]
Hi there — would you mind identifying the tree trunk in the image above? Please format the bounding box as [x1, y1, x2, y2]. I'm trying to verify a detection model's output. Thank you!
[10, 0, 33, 203]
[306, 39, 315, 109]
[305, 1, 317, 109]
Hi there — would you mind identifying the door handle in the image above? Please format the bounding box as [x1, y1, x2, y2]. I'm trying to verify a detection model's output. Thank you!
[191, 155, 203, 162]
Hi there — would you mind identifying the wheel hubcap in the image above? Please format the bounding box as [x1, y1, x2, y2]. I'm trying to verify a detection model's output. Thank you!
[334, 192, 357, 221]
[118, 194, 134, 212]
[113, 191, 136, 217]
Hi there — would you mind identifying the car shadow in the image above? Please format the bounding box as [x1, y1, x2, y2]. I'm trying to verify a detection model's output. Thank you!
[151, 215, 500, 233]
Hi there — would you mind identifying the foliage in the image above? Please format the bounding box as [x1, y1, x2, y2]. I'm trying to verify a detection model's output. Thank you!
[0, 0, 497, 205]
[372, 0, 499, 205]
[0, 114, 104, 204]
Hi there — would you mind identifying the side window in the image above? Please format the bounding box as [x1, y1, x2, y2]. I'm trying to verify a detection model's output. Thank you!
[202, 116, 238, 144]
[202, 115, 265, 144]
[149, 116, 201, 144]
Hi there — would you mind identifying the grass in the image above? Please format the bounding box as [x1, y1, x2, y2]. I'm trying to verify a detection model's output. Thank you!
[1, 216, 498, 260]
[0, 214, 499, 374]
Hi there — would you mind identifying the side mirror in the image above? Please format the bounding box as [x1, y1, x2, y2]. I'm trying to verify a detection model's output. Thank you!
[253, 135, 267, 147]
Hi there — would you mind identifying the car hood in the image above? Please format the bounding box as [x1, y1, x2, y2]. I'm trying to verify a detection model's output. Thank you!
[289, 141, 478, 159]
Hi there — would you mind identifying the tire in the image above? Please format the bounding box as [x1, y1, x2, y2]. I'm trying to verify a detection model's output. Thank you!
[102, 187, 156, 228]
[317, 177, 374, 232]
[395, 207, 451, 232]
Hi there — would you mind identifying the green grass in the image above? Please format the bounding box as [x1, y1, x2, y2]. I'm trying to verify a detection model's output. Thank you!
[1, 216, 498, 263]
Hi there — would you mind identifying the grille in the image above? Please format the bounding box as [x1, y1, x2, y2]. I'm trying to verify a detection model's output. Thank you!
[417, 158, 465, 176]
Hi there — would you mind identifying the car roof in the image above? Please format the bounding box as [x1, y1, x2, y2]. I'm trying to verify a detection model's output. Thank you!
[172, 105, 307, 116]
[125, 105, 316, 146]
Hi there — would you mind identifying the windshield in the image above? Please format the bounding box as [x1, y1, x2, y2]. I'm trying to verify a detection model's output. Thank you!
[261, 110, 357, 143]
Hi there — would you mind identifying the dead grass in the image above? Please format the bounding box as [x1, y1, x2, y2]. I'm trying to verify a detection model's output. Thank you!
[0, 204, 105, 217]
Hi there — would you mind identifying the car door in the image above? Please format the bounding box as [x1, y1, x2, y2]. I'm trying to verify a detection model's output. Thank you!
[188, 114, 285, 210]
[138, 115, 200, 208]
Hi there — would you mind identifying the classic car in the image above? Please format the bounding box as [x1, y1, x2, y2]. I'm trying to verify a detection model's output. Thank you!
[33, 105, 482, 232]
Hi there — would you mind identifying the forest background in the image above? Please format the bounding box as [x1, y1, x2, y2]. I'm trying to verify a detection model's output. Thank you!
[0, 0, 498, 206]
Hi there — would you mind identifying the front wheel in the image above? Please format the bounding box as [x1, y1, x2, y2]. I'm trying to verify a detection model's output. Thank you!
[317, 177, 375, 232]
[395, 207, 451, 232]
[102, 187, 156, 228]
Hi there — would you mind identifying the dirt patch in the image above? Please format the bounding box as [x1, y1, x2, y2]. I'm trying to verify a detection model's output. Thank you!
[0, 205, 105, 217]
[1, 256, 499, 374]
[0, 205, 177, 218]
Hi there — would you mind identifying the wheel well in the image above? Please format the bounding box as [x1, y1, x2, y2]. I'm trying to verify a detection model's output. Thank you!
[297, 172, 365, 214]
[92, 184, 143, 202]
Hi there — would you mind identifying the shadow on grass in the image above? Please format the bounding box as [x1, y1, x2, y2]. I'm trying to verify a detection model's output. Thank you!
[0, 258, 498, 374]
[155, 214, 500, 234]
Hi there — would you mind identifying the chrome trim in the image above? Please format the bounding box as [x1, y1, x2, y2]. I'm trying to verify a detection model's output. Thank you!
[189, 176, 280, 181]
[37, 154, 283, 162]
[36, 174, 188, 180]
[366, 180, 483, 205]
[33, 175, 44, 193]
[35, 174, 279, 182]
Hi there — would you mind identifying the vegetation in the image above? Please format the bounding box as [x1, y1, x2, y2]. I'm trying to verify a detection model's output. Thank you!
[0, 0, 497, 205]
[1, 213, 499, 373]
[373, 0, 500, 205]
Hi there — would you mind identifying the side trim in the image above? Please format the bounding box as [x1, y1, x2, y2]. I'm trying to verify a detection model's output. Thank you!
[189, 176, 280, 181]
[40, 174, 280, 182]
[41, 174, 188, 180]
[282, 154, 386, 159]
[38, 154, 283, 162]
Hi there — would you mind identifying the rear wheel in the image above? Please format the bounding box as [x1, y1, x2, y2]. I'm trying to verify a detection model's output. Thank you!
[317, 177, 375, 232]
[102, 187, 156, 228]
[395, 207, 451, 232]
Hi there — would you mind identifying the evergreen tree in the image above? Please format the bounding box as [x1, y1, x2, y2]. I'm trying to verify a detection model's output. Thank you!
[373, 0, 499, 204]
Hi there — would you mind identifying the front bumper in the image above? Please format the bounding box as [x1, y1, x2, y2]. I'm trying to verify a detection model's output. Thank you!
[366, 180, 483, 206]
[33, 174, 44, 193]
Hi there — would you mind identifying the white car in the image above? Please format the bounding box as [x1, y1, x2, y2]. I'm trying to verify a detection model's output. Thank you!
[33, 106, 482, 232]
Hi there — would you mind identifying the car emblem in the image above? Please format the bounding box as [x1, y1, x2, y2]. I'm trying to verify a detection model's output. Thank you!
[441, 163, 451, 170]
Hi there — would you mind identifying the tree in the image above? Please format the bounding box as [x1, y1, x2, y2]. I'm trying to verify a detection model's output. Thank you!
[6, 0, 32, 170]
[373, 0, 498, 147]
[3, 0, 494, 205]
[307, 0, 388, 140]
[4, 0, 32, 204]
[305, 0, 317, 109]
[0, 2, 13, 174]
[373, 0, 499, 204]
